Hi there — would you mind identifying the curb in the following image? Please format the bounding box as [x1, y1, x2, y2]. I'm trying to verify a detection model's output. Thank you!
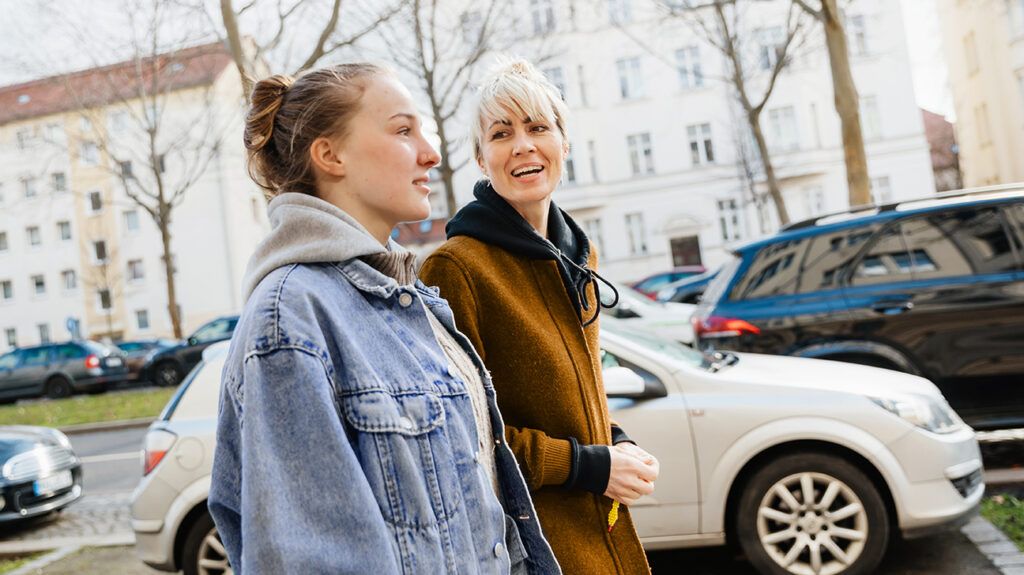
[5, 545, 81, 575]
[59, 417, 155, 436]
[0, 533, 134, 555]
[962, 515, 1024, 574]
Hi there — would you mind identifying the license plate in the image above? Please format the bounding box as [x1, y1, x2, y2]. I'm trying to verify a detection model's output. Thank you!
[106, 357, 123, 367]
[33, 470, 73, 496]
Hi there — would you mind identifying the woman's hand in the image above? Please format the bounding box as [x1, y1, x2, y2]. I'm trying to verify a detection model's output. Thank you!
[603, 443, 659, 506]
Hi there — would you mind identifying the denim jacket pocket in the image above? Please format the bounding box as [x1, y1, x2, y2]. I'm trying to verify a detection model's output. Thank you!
[341, 389, 445, 435]
[504, 514, 529, 571]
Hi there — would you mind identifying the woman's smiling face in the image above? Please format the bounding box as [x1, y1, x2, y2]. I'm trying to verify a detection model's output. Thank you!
[477, 106, 568, 206]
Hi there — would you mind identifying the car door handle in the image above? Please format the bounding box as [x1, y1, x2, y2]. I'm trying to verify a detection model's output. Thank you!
[871, 300, 914, 314]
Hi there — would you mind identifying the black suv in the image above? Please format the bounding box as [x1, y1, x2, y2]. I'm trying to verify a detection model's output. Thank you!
[142, 316, 239, 387]
[0, 341, 129, 401]
[693, 187, 1024, 430]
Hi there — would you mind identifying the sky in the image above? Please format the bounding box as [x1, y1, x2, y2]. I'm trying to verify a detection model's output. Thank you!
[0, 0, 957, 120]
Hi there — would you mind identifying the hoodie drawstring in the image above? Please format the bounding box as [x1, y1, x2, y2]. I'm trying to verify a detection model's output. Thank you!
[561, 254, 619, 327]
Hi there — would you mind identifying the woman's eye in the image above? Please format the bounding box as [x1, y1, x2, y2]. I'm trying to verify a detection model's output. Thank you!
[531, 124, 549, 133]
[398, 127, 411, 135]
[490, 130, 508, 140]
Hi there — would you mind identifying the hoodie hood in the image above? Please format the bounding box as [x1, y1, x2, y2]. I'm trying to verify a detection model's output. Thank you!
[242, 192, 398, 299]
[446, 180, 617, 325]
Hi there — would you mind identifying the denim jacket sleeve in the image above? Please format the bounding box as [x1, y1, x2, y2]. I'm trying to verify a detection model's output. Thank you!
[209, 346, 401, 574]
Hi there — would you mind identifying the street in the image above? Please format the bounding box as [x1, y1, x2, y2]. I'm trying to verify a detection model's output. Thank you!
[68, 427, 147, 496]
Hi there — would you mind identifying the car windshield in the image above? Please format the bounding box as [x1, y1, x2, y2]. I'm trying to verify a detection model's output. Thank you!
[603, 282, 665, 314]
[602, 320, 706, 368]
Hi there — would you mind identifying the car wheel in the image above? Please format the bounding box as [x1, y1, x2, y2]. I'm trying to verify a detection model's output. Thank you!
[154, 361, 182, 387]
[736, 452, 889, 575]
[182, 510, 233, 575]
[44, 376, 73, 399]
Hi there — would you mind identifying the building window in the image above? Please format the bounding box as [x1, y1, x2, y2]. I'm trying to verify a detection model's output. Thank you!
[582, 218, 605, 255]
[136, 309, 150, 330]
[964, 31, 979, 76]
[767, 106, 799, 152]
[627, 133, 654, 175]
[625, 212, 648, 255]
[975, 103, 992, 146]
[38, 323, 50, 344]
[530, 0, 555, 35]
[5, 328, 15, 347]
[806, 185, 826, 215]
[0, 232, 7, 252]
[93, 240, 107, 263]
[119, 161, 134, 179]
[459, 10, 483, 42]
[870, 176, 892, 204]
[758, 26, 785, 71]
[26, 226, 41, 247]
[109, 110, 129, 133]
[847, 14, 868, 56]
[616, 57, 644, 99]
[564, 146, 577, 184]
[80, 141, 99, 166]
[127, 259, 145, 282]
[687, 123, 715, 165]
[50, 172, 67, 193]
[124, 210, 140, 232]
[859, 95, 881, 140]
[88, 190, 103, 213]
[675, 46, 703, 89]
[16, 127, 37, 150]
[718, 198, 742, 241]
[608, 0, 632, 24]
[62, 269, 77, 291]
[45, 123, 64, 143]
[80, 116, 93, 133]
[587, 140, 599, 182]
[1, 280, 12, 300]
[57, 221, 72, 241]
[98, 289, 112, 311]
[22, 177, 38, 198]
[577, 64, 588, 106]
[543, 66, 566, 101]
[31, 274, 46, 295]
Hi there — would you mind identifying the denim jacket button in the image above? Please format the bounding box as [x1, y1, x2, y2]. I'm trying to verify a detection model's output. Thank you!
[493, 542, 505, 558]
[398, 292, 414, 307]
[399, 416, 414, 430]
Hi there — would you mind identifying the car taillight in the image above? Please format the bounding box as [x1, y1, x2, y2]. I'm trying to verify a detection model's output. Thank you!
[84, 355, 100, 369]
[693, 315, 761, 338]
[142, 429, 178, 476]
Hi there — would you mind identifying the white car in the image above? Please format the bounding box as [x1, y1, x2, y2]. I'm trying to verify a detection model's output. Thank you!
[131, 322, 982, 575]
[603, 281, 696, 344]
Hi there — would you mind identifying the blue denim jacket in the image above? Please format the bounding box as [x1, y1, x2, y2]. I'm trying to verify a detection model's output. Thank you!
[208, 259, 560, 574]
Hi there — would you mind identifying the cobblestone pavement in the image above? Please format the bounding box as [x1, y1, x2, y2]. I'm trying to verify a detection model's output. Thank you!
[0, 492, 134, 553]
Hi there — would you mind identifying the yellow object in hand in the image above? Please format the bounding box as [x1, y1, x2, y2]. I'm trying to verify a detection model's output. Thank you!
[607, 501, 620, 532]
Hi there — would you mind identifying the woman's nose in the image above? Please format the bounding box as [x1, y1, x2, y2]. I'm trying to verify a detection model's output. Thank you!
[512, 132, 536, 156]
[421, 143, 441, 167]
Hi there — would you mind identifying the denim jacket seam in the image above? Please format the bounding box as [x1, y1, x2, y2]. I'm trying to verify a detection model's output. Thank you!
[243, 343, 335, 384]
[270, 264, 301, 345]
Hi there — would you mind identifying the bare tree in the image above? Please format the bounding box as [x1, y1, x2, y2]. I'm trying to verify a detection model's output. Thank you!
[79, 229, 124, 340]
[792, 0, 870, 207]
[216, 0, 409, 95]
[668, 0, 812, 226]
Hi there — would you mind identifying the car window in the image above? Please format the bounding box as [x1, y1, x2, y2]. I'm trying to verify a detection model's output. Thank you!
[1002, 204, 1024, 253]
[599, 349, 664, 391]
[192, 319, 233, 344]
[54, 344, 87, 360]
[850, 224, 912, 286]
[21, 347, 51, 367]
[117, 342, 144, 353]
[901, 208, 1018, 278]
[797, 224, 882, 292]
[82, 341, 113, 355]
[0, 352, 19, 369]
[729, 239, 806, 300]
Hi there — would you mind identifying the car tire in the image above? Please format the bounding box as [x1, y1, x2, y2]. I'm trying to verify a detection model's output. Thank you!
[181, 509, 233, 575]
[153, 361, 182, 387]
[735, 452, 889, 575]
[44, 376, 73, 400]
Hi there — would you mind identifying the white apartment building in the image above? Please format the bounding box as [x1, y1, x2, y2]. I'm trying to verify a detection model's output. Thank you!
[0, 42, 268, 350]
[444, 0, 937, 280]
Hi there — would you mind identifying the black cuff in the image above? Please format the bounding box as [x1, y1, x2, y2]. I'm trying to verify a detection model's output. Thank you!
[610, 425, 636, 446]
[562, 437, 611, 495]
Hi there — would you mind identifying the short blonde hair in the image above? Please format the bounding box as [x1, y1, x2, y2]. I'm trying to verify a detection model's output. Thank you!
[471, 56, 570, 162]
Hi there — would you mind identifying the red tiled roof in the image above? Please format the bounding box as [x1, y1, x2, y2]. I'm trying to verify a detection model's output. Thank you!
[0, 41, 233, 126]
[921, 108, 958, 170]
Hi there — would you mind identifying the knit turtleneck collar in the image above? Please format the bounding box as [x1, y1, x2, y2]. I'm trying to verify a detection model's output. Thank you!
[362, 246, 418, 286]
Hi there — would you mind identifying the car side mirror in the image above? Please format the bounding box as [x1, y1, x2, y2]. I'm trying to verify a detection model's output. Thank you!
[616, 303, 641, 319]
[603, 366, 646, 397]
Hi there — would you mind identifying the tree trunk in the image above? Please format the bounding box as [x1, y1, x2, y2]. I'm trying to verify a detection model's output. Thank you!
[820, 0, 871, 207]
[159, 210, 183, 339]
[220, 0, 253, 97]
[749, 111, 791, 226]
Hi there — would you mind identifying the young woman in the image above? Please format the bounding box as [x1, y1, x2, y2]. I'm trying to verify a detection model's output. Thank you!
[208, 64, 559, 574]
[420, 59, 660, 574]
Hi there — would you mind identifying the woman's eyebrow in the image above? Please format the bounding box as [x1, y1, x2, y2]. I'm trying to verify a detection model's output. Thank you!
[487, 119, 512, 129]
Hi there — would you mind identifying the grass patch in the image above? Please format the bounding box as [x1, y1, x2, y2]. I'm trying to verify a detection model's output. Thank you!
[0, 552, 43, 574]
[982, 495, 1024, 551]
[0, 387, 176, 428]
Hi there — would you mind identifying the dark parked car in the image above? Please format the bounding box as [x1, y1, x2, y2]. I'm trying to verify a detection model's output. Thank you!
[654, 269, 719, 304]
[142, 316, 239, 387]
[693, 186, 1024, 430]
[0, 425, 82, 522]
[115, 339, 179, 383]
[0, 341, 128, 401]
[631, 265, 706, 299]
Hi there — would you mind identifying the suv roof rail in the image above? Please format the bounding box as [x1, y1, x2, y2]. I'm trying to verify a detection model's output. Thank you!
[780, 182, 1024, 232]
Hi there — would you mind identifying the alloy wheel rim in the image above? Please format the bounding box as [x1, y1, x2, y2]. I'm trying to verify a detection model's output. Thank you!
[197, 527, 233, 575]
[756, 471, 869, 575]
[157, 366, 176, 386]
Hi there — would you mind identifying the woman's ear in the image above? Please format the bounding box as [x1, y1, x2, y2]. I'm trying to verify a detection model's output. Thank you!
[310, 136, 345, 178]
[476, 153, 488, 178]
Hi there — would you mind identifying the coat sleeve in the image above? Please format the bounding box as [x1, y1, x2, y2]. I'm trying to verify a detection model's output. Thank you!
[208, 346, 401, 574]
[421, 252, 574, 491]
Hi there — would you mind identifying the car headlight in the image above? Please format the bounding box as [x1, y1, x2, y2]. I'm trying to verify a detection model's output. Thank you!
[869, 394, 963, 434]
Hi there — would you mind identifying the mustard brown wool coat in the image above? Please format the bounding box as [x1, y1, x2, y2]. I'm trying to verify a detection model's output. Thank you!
[420, 236, 650, 575]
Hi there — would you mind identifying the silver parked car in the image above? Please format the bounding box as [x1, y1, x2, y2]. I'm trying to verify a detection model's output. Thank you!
[133, 320, 982, 575]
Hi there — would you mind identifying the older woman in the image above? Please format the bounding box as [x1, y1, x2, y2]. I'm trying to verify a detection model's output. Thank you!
[421, 59, 659, 574]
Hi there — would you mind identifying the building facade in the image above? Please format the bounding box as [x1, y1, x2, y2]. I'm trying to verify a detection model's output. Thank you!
[0, 42, 268, 350]
[938, 0, 1024, 187]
